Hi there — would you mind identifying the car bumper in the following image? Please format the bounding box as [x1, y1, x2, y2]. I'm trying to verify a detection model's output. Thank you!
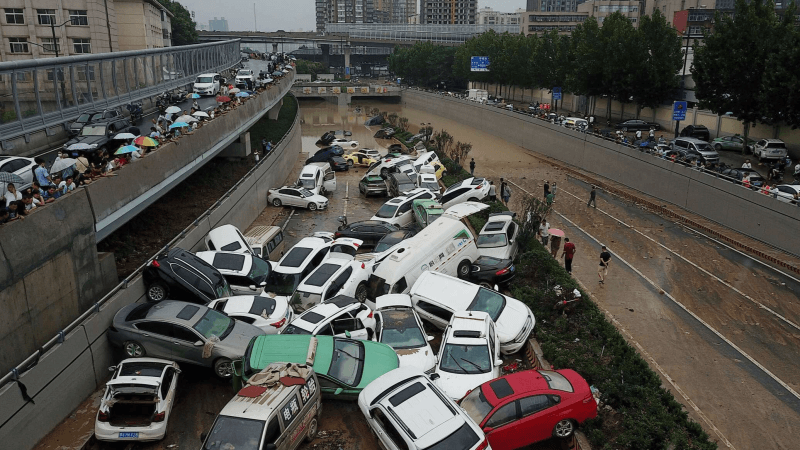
[95, 421, 167, 442]
[364, 187, 387, 194]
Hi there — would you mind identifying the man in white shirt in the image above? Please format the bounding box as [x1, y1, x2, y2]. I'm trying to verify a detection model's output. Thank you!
[742, 160, 752, 169]
[538, 220, 550, 246]
[58, 176, 76, 194]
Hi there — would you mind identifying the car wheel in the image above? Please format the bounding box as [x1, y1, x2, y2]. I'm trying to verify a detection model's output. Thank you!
[468, 197, 478, 202]
[714, 144, 722, 152]
[347, 159, 354, 167]
[457, 260, 470, 279]
[479, 281, 493, 289]
[146, 282, 169, 302]
[553, 419, 575, 439]
[308, 203, 317, 211]
[272, 198, 282, 207]
[214, 358, 234, 379]
[123, 341, 146, 358]
[355, 283, 368, 303]
[305, 417, 318, 442]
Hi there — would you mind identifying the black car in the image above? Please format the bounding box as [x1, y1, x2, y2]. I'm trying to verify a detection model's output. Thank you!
[143, 248, 233, 304]
[334, 220, 400, 247]
[314, 145, 344, 158]
[467, 256, 515, 288]
[316, 131, 336, 146]
[374, 229, 417, 253]
[359, 175, 388, 197]
[63, 117, 132, 154]
[615, 119, 660, 132]
[680, 125, 710, 142]
[721, 168, 765, 187]
[386, 172, 416, 197]
[329, 156, 349, 171]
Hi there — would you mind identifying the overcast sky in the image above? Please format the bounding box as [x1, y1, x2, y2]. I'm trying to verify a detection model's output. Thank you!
[181, 0, 526, 33]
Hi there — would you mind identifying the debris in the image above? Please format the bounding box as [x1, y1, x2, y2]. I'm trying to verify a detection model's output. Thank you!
[628, 309, 634, 312]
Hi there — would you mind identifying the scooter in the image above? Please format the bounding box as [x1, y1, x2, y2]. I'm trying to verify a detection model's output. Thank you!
[126, 102, 143, 125]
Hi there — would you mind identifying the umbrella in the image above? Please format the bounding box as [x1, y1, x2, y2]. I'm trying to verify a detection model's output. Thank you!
[216, 96, 231, 103]
[165, 106, 181, 114]
[236, 92, 250, 98]
[114, 132, 137, 140]
[128, 127, 141, 136]
[189, 93, 201, 99]
[192, 111, 210, 118]
[49, 158, 77, 174]
[169, 122, 189, 129]
[548, 228, 565, 238]
[272, 71, 283, 77]
[114, 145, 139, 155]
[282, 69, 289, 73]
[0, 172, 24, 184]
[228, 88, 241, 94]
[134, 136, 158, 147]
[67, 143, 95, 151]
[175, 115, 198, 123]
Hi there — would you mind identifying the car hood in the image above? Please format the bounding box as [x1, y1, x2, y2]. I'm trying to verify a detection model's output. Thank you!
[65, 135, 107, 147]
[477, 247, 511, 260]
[357, 341, 400, 389]
[495, 299, 530, 344]
[434, 370, 497, 400]
[194, 82, 214, 88]
[395, 345, 437, 373]
[220, 321, 265, 353]
[308, 194, 328, 203]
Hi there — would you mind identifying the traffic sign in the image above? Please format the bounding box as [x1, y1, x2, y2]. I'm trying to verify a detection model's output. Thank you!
[673, 101, 687, 121]
[471, 56, 490, 72]
[553, 87, 562, 100]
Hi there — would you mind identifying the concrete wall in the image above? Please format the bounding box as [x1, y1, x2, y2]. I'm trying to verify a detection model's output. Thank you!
[0, 109, 302, 450]
[402, 90, 800, 256]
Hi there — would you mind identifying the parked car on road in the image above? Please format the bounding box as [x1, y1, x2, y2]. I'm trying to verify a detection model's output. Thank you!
[615, 119, 659, 132]
[773, 184, 800, 203]
[108, 300, 265, 378]
[359, 174, 388, 197]
[417, 172, 441, 196]
[282, 295, 375, 338]
[440, 177, 491, 209]
[753, 139, 788, 162]
[288, 252, 371, 309]
[95, 358, 180, 443]
[0, 156, 36, 192]
[374, 229, 417, 253]
[373, 295, 437, 373]
[143, 248, 233, 303]
[298, 163, 337, 196]
[680, 124, 710, 142]
[192, 73, 221, 96]
[329, 156, 349, 171]
[476, 212, 519, 260]
[386, 172, 417, 198]
[670, 137, 719, 165]
[68, 109, 121, 137]
[195, 251, 272, 295]
[720, 168, 765, 187]
[234, 69, 255, 87]
[460, 369, 598, 448]
[208, 295, 293, 334]
[330, 138, 359, 148]
[344, 151, 378, 167]
[467, 256, 516, 288]
[334, 220, 399, 247]
[62, 116, 132, 155]
[712, 135, 755, 153]
[269, 185, 329, 211]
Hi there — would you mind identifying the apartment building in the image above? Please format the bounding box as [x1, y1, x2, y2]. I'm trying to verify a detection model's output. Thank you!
[116, 0, 172, 50]
[316, 0, 376, 32]
[208, 17, 228, 32]
[477, 7, 523, 26]
[577, 0, 642, 25]
[420, 0, 477, 25]
[521, 11, 589, 35]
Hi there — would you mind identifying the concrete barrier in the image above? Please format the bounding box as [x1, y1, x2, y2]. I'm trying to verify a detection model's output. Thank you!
[402, 90, 800, 256]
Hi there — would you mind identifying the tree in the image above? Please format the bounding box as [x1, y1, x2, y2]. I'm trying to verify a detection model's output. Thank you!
[630, 10, 683, 116]
[598, 13, 639, 116]
[158, 0, 198, 46]
[759, 3, 800, 129]
[568, 17, 605, 110]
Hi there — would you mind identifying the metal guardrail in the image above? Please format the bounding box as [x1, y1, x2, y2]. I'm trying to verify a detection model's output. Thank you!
[0, 93, 299, 390]
[324, 23, 519, 44]
[0, 40, 241, 147]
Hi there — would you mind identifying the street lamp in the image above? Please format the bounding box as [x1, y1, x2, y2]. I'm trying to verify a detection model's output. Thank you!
[674, 28, 692, 138]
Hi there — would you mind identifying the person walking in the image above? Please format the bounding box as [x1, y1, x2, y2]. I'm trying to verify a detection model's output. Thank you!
[543, 180, 550, 198]
[587, 185, 597, 208]
[550, 234, 561, 258]
[469, 158, 475, 175]
[562, 238, 576, 274]
[551, 182, 557, 202]
[538, 219, 550, 247]
[635, 129, 642, 141]
[546, 191, 555, 206]
[262, 138, 268, 154]
[502, 182, 511, 205]
[488, 181, 497, 202]
[598, 245, 611, 284]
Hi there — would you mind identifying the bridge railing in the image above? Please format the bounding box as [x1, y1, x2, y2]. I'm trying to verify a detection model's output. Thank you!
[324, 23, 520, 44]
[0, 40, 241, 146]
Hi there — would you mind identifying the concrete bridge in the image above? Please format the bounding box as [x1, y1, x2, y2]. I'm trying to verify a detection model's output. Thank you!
[291, 82, 401, 106]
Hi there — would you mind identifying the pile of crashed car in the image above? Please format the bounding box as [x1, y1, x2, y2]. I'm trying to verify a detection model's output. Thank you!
[96, 140, 598, 450]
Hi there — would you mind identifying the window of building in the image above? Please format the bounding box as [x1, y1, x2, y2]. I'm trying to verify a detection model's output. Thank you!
[9, 37, 29, 54]
[37, 9, 56, 25]
[69, 10, 88, 25]
[41, 37, 60, 53]
[73, 38, 90, 53]
[5, 8, 24, 24]
[45, 68, 65, 81]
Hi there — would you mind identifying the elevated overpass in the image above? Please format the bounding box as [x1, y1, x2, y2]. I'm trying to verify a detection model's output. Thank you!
[291, 82, 401, 106]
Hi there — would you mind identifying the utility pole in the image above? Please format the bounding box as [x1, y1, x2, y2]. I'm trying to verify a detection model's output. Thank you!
[254, 3, 256, 31]
[675, 29, 691, 138]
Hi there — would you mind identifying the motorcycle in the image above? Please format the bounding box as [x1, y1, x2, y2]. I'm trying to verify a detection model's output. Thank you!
[126, 102, 143, 125]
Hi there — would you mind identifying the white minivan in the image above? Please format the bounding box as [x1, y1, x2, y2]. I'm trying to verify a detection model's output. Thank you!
[298, 163, 337, 196]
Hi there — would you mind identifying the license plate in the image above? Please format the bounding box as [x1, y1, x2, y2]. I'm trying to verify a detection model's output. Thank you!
[119, 432, 139, 438]
[509, 265, 515, 272]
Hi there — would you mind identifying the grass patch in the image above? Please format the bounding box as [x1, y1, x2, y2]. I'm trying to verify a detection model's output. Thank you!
[247, 94, 298, 152]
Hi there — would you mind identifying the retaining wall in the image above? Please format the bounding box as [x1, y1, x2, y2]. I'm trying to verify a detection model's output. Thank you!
[0, 108, 302, 450]
[402, 90, 800, 256]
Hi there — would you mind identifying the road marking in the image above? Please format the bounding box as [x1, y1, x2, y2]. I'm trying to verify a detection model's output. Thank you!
[343, 182, 349, 218]
[280, 209, 295, 231]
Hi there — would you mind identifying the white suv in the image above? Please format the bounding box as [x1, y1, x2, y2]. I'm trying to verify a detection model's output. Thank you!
[373, 295, 437, 373]
[358, 367, 491, 450]
[281, 295, 376, 340]
[440, 177, 490, 210]
[290, 249, 372, 309]
[192, 73, 220, 96]
[754, 138, 788, 162]
[371, 188, 436, 227]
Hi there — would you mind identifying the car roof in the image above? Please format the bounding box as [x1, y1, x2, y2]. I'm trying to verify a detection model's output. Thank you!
[220, 362, 314, 419]
[296, 259, 351, 292]
[291, 300, 359, 332]
[676, 137, 709, 143]
[163, 248, 224, 281]
[131, 300, 208, 324]
[762, 138, 785, 143]
[275, 237, 328, 270]
[376, 294, 413, 310]
[447, 311, 490, 342]
[411, 272, 477, 308]
[348, 220, 393, 228]
[195, 251, 253, 275]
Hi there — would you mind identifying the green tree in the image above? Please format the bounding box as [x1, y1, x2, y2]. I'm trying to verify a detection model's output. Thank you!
[295, 60, 328, 79]
[759, 3, 800, 129]
[630, 10, 683, 116]
[567, 17, 605, 106]
[157, 0, 198, 46]
[598, 12, 639, 116]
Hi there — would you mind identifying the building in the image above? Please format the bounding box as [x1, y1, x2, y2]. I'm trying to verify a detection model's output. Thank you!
[476, 7, 523, 26]
[116, 0, 173, 50]
[197, 23, 209, 31]
[374, 0, 417, 23]
[209, 17, 229, 32]
[521, 11, 588, 34]
[316, 0, 375, 32]
[577, 0, 642, 26]
[408, 13, 420, 23]
[527, 0, 581, 12]
[420, 0, 477, 24]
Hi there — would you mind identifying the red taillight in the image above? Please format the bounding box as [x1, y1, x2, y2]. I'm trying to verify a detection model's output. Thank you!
[97, 410, 109, 422]
[367, 311, 373, 319]
[334, 232, 342, 238]
[361, 263, 365, 269]
[153, 411, 166, 422]
[270, 318, 286, 328]
[496, 267, 510, 276]
[151, 259, 161, 268]
[476, 438, 490, 450]
[475, 184, 483, 190]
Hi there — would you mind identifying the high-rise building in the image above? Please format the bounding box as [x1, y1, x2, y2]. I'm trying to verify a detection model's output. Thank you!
[209, 17, 229, 32]
[527, 0, 580, 12]
[376, 0, 417, 23]
[316, 0, 375, 32]
[476, 7, 523, 26]
[420, 0, 477, 25]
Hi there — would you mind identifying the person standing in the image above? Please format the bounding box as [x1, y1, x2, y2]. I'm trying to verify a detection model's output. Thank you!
[502, 182, 511, 205]
[550, 235, 561, 258]
[488, 181, 497, 202]
[469, 158, 475, 175]
[262, 138, 268, 154]
[635, 129, 642, 141]
[562, 238, 576, 274]
[543, 180, 550, 198]
[546, 191, 554, 206]
[538, 220, 550, 246]
[551, 182, 558, 202]
[587, 185, 597, 208]
[34, 157, 52, 187]
[742, 160, 752, 169]
[598, 245, 611, 284]
[4, 183, 21, 206]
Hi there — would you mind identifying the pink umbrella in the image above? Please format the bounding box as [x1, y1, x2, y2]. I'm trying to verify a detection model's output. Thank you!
[549, 228, 565, 237]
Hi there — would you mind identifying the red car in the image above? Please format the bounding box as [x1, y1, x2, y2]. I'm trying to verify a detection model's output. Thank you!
[458, 369, 597, 449]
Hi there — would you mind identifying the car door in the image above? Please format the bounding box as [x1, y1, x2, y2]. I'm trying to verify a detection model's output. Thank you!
[168, 324, 205, 364]
[506, 222, 519, 259]
[414, 299, 453, 329]
[395, 200, 413, 227]
[160, 366, 179, 417]
[278, 189, 299, 207]
[369, 407, 408, 450]
[323, 267, 353, 301]
[323, 169, 337, 192]
[331, 312, 368, 339]
[517, 394, 563, 444]
[278, 392, 307, 450]
[133, 321, 175, 359]
[483, 401, 520, 450]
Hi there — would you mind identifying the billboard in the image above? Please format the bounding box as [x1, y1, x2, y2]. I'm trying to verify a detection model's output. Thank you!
[347, 87, 355, 94]
[471, 56, 490, 72]
[317, 87, 327, 94]
[332, 87, 341, 94]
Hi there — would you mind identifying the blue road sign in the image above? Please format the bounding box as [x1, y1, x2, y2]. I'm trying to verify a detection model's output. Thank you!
[471, 56, 490, 72]
[553, 87, 562, 100]
[345, 67, 350, 76]
[673, 101, 687, 121]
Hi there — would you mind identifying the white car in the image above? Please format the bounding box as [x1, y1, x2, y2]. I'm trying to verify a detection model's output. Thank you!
[263, 237, 332, 297]
[205, 224, 255, 255]
[359, 148, 383, 160]
[440, 177, 490, 209]
[371, 188, 436, 227]
[195, 250, 273, 295]
[95, 358, 180, 442]
[358, 367, 490, 450]
[0, 156, 36, 192]
[367, 155, 413, 178]
[281, 295, 376, 340]
[268, 185, 328, 211]
[410, 271, 535, 355]
[331, 138, 359, 148]
[431, 311, 502, 400]
[753, 138, 788, 162]
[476, 212, 519, 260]
[373, 295, 437, 373]
[192, 73, 221, 96]
[413, 150, 440, 172]
[417, 172, 441, 196]
[207, 295, 293, 334]
[290, 246, 372, 309]
[235, 69, 255, 86]
[772, 184, 800, 204]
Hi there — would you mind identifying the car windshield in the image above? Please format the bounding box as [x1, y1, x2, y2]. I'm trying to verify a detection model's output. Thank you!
[196, 76, 214, 83]
[768, 142, 787, 149]
[290, 290, 323, 311]
[460, 387, 494, 426]
[696, 143, 711, 151]
[263, 270, 302, 296]
[81, 125, 106, 136]
[247, 257, 271, 285]
[375, 203, 399, 219]
[327, 339, 364, 386]
[366, 176, 383, 183]
[375, 239, 399, 253]
[476, 233, 508, 248]
[422, 182, 439, 192]
[193, 309, 233, 339]
[77, 113, 91, 122]
[439, 344, 491, 374]
[540, 370, 574, 392]
[237, 70, 251, 76]
[203, 415, 264, 450]
[379, 310, 426, 349]
[425, 422, 480, 450]
[298, 179, 316, 189]
[467, 288, 506, 321]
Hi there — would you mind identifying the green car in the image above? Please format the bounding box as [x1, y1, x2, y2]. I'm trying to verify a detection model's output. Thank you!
[412, 199, 444, 228]
[236, 335, 399, 400]
[712, 135, 755, 153]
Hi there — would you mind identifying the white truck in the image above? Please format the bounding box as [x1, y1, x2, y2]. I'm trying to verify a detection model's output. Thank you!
[467, 89, 488, 103]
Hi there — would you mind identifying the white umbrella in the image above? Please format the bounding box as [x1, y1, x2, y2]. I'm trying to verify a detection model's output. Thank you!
[165, 106, 181, 114]
[114, 132, 137, 140]
[175, 115, 198, 123]
[229, 88, 241, 94]
[67, 143, 95, 150]
[50, 158, 77, 174]
[192, 111, 210, 118]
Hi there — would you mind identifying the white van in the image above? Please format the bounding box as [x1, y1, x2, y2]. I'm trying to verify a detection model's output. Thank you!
[298, 163, 336, 196]
[413, 150, 440, 171]
[364, 202, 488, 306]
[245, 225, 286, 261]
